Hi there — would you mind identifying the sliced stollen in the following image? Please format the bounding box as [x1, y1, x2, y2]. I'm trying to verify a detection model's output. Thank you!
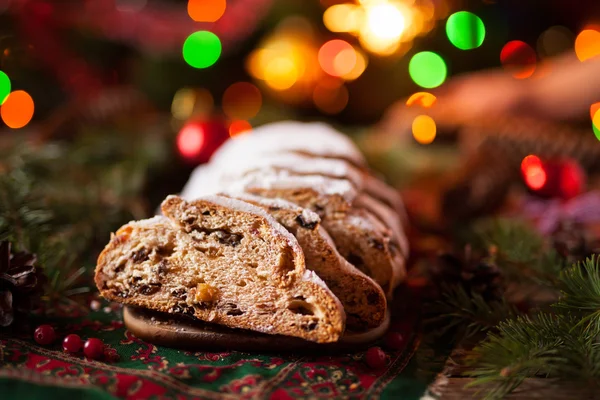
[227, 193, 387, 330]
[95, 196, 346, 343]
[210, 121, 367, 168]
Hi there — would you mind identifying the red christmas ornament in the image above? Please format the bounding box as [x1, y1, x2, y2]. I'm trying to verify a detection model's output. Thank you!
[83, 338, 104, 360]
[384, 331, 405, 350]
[63, 333, 83, 353]
[521, 155, 585, 200]
[34, 324, 57, 345]
[365, 346, 387, 369]
[177, 119, 230, 164]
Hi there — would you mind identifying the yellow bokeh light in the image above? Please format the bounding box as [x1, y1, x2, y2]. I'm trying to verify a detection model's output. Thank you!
[412, 114, 436, 144]
[341, 49, 367, 80]
[365, 2, 406, 41]
[406, 92, 437, 108]
[264, 57, 298, 90]
[171, 88, 214, 120]
[575, 29, 600, 62]
[323, 4, 362, 34]
[593, 108, 600, 130]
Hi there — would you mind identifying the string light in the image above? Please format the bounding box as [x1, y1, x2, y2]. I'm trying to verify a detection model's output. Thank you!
[187, 0, 226, 22]
[500, 40, 536, 79]
[406, 92, 436, 108]
[183, 31, 222, 69]
[229, 120, 252, 137]
[445, 11, 485, 50]
[0, 71, 10, 104]
[409, 51, 447, 89]
[575, 29, 600, 62]
[411, 115, 436, 144]
[222, 82, 262, 120]
[1, 90, 34, 129]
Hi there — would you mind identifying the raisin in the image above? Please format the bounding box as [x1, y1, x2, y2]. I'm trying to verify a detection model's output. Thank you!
[156, 246, 174, 258]
[132, 248, 149, 263]
[114, 262, 126, 273]
[132, 276, 142, 283]
[368, 238, 385, 251]
[215, 230, 242, 247]
[226, 309, 244, 316]
[140, 284, 161, 295]
[295, 214, 318, 230]
[202, 210, 211, 216]
[156, 259, 169, 275]
[172, 288, 187, 300]
[347, 253, 364, 267]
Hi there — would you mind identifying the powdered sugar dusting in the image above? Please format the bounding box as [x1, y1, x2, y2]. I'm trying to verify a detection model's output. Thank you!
[210, 121, 366, 167]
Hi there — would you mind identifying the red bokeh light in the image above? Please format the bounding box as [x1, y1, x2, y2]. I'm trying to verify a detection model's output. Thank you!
[500, 40, 537, 79]
[177, 123, 205, 159]
[521, 155, 547, 190]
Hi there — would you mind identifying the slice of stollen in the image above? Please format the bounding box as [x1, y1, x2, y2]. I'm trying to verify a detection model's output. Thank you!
[228, 193, 387, 330]
[96, 196, 346, 343]
[210, 121, 367, 168]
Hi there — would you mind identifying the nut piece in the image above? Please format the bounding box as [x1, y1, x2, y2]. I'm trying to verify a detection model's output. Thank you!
[195, 283, 218, 303]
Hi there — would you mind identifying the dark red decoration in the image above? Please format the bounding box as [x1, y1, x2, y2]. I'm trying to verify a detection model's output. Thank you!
[177, 119, 230, 164]
[63, 333, 83, 353]
[521, 155, 585, 200]
[384, 331, 405, 350]
[34, 324, 56, 345]
[83, 338, 104, 359]
[365, 346, 387, 369]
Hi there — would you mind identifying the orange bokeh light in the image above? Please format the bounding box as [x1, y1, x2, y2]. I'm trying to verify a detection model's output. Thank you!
[591, 102, 600, 121]
[521, 155, 547, 190]
[188, 0, 226, 22]
[313, 79, 349, 114]
[318, 40, 356, 77]
[222, 82, 262, 120]
[575, 29, 600, 62]
[406, 92, 437, 108]
[229, 120, 252, 137]
[1, 90, 34, 129]
[411, 115, 436, 144]
[500, 40, 537, 79]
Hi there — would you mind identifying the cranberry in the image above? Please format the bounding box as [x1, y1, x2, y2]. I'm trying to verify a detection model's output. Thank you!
[83, 338, 104, 360]
[365, 346, 387, 369]
[33, 325, 56, 345]
[63, 334, 83, 353]
[384, 331, 405, 350]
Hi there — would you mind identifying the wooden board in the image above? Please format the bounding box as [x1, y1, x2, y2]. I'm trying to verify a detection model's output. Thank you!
[123, 306, 390, 353]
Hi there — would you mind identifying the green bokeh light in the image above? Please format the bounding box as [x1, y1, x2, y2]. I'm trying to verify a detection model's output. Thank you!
[409, 52, 447, 89]
[183, 31, 222, 69]
[593, 122, 600, 141]
[446, 11, 485, 50]
[0, 71, 10, 105]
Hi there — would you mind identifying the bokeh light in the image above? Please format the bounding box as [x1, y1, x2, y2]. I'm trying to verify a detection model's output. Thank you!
[412, 115, 436, 144]
[313, 79, 349, 114]
[537, 26, 574, 58]
[591, 102, 600, 121]
[188, 0, 226, 22]
[593, 108, 600, 141]
[323, 3, 362, 34]
[341, 48, 367, 81]
[575, 29, 600, 62]
[183, 31, 222, 69]
[409, 51, 447, 89]
[0, 71, 10, 104]
[406, 92, 437, 108]
[171, 88, 214, 120]
[521, 155, 546, 190]
[365, 2, 405, 41]
[222, 82, 262, 120]
[177, 123, 205, 159]
[1, 90, 34, 129]
[229, 120, 252, 137]
[318, 40, 356, 77]
[500, 40, 536, 79]
[445, 11, 485, 50]
[264, 57, 298, 90]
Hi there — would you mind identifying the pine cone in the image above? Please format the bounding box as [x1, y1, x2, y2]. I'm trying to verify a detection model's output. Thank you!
[430, 245, 504, 302]
[551, 221, 600, 265]
[0, 241, 46, 327]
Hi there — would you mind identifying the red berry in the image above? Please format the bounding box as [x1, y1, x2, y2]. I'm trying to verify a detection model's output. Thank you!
[34, 324, 56, 345]
[384, 331, 405, 350]
[63, 334, 83, 353]
[83, 338, 104, 360]
[365, 346, 387, 369]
